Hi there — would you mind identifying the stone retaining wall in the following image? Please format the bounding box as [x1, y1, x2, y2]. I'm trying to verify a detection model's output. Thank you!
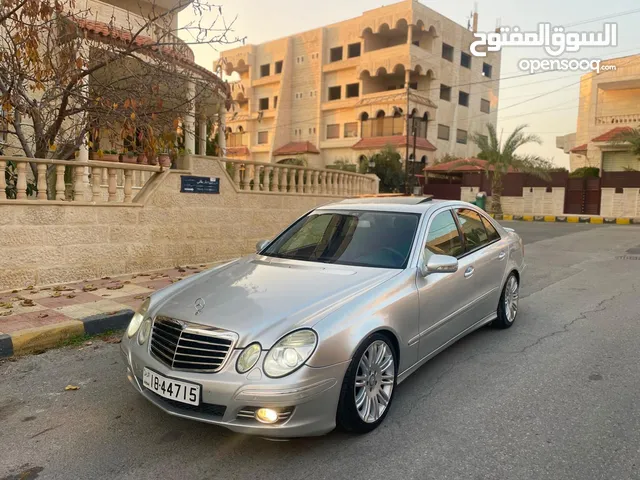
[0, 157, 349, 291]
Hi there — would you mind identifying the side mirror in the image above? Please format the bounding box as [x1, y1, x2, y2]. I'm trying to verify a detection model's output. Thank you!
[420, 254, 459, 276]
[255, 240, 270, 252]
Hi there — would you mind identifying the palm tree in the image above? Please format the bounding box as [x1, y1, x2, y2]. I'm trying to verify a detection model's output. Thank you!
[468, 123, 551, 214]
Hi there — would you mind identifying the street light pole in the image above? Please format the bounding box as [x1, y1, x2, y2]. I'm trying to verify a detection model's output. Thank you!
[404, 81, 410, 195]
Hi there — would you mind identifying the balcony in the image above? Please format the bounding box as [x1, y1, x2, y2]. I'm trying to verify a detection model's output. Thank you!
[596, 113, 640, 125]
[227, 132, 248, 148]
[252, 74, 282, 87]
[72, 0, 194, 62]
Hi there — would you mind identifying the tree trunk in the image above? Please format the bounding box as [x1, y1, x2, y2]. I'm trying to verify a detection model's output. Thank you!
[491, 173, 503, 214]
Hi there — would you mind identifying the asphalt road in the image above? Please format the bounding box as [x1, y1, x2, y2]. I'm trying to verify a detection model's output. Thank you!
[2, 222, 640, 480]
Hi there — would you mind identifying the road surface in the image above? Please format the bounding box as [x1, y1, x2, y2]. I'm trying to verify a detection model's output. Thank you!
[1, 222, 639, 480]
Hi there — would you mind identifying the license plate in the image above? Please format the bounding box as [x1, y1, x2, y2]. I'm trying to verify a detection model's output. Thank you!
[143, 368, 200, 406]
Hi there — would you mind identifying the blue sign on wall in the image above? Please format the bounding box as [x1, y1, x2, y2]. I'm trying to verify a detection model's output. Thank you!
[180, 176, 220, 194]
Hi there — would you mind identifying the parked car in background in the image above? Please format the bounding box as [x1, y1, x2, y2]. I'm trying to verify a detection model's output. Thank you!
[121, 197, 525, 437]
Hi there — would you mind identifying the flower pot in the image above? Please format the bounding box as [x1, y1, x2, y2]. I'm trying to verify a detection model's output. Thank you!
[101, 154, 119, 162]
[148, 155, 158, 166]
[123, 154, 137, 164]
[158, 154, 171, 168]
[89, 152, 97, 161]
[137, 154, 148, 165]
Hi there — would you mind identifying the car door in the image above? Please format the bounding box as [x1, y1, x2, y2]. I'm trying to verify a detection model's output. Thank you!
[416, 208, 478, 360]
[452, 208, 508, 325]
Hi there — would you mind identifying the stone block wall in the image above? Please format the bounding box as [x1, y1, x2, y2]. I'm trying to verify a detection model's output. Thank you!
[0, 157, 350, 291]
[600, 187, 640, 217]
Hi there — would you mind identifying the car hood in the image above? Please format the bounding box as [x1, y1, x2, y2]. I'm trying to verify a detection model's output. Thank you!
[154, 255, 398, 346]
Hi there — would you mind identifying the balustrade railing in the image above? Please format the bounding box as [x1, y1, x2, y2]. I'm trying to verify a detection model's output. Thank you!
[596, 113, 640, 125]
[0, 156, 163, 204]
[218, 158, 377, 196]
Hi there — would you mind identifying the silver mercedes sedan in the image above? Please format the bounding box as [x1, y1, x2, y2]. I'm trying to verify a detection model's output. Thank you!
[121, 197, 525, 437]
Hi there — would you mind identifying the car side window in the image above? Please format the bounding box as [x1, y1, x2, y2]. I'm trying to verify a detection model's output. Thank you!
[424, 210, 464, 262]
[455, 208, 490, 252]
[480, 214, 500, 242]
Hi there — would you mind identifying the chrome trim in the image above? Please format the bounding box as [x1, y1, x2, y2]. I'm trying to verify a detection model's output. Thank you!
[149, 316, 239, 373]
[407, 287, 498, 346]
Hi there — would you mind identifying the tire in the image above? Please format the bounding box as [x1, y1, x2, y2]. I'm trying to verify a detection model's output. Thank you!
[336, 333, 397, 433]
[494, 273, 519, 329]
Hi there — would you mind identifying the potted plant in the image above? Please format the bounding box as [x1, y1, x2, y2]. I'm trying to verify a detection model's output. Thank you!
[157, 134, 173, 168]
[123, 150, 137, 164]
[136, 150, 148, 165]
[98, 149, 119, 162]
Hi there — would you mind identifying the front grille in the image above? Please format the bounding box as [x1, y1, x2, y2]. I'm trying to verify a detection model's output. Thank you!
[149, 316, 237, 372]
[147, 390, 226, 417]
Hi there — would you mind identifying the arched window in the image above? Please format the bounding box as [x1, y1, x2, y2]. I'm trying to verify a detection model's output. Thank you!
[237, 126, 244, 132]
[360, 112, 369, 121]
[376, 110, 386, 118]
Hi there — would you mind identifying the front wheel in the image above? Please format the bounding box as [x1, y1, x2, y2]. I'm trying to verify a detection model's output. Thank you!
[336, 333, 397, 433]
[494, 273, 519, 329]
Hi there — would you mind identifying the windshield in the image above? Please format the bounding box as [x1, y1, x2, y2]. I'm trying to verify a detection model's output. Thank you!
[262, 210, 420, 269]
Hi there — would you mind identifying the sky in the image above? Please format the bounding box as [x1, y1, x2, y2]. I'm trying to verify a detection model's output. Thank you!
[180, 0, 640, 169]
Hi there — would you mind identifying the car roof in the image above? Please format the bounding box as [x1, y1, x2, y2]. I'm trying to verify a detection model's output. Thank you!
[316, 197, 467, 214]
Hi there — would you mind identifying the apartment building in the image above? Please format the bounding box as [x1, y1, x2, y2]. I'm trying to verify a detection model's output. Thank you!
[557, 53, 640, 172]
[218, 0, 501, 168]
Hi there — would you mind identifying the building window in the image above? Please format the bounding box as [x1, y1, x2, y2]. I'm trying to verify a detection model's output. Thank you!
[260, 64, 270, 77]
[275, 60, 283, 74]
[296, 56, 305, 64]
[326, 124, 340, 139]
[458, 91, 469, 107]
[409, 82, 418, 90]
[482, 62, 492, 78]
[477, 134, 488, 144]
[330, 46, 343, 62]
[328, 86, 341, 101]
[346, 83, 360, 98]
[344, 122, 358, 138]
[442, 43, 454, 62]
[347, 43, 361, 58]
[480, 98, 490, 113]
[258, 131, 269, 144]
[460, 52, 471, 69]
[456, 129, 468, 144]
[440, 84, 451, 101]
[274, 96, 278, 108]
[259, 97, 269, 110]
[437, 124, 450, 140]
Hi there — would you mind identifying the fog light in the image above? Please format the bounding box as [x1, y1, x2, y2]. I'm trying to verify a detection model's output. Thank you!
[255, 408, 279, 424]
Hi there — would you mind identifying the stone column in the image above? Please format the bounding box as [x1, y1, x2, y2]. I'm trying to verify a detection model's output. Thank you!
[198, 116, 207, 155]
[184, 81, 196, 155]
[218, 104, 226, 157]
[407, 24, 413, 45]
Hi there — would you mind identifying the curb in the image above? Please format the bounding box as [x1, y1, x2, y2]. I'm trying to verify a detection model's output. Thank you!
[0, 309, 133, 358]
[490, 214, 640, 225]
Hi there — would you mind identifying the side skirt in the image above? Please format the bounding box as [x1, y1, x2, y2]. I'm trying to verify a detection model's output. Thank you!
[397, 312, 497, 385]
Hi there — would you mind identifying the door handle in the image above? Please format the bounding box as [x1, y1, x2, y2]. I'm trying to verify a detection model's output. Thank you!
[464, 266, 475, 278]
[498, 251, 506, 260]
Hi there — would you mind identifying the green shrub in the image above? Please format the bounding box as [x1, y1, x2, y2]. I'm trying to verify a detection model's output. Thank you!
[570, 167, 599, 178]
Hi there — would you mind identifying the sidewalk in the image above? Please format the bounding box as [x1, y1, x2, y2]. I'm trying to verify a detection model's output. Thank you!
[0, 264, 212, 358]
[491, 213, 640, 224]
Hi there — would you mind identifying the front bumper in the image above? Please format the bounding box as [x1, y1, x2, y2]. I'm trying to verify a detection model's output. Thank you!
[120, 337, 349, 437]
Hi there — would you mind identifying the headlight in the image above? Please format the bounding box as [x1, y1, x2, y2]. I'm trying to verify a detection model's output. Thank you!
[127, 298, 150, 338]
[236, 343, 261, 373]
[263, 329, 317, 378]
[137, 318, 152, 345]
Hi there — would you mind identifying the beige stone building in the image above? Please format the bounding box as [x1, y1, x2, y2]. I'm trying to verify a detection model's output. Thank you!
[557, 54, 640, 172]
[218, 0, 501, 169]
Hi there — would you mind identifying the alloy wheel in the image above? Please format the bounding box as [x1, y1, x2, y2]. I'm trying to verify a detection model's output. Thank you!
[504, 276, 519, 322]
[354, 340, 395, 423]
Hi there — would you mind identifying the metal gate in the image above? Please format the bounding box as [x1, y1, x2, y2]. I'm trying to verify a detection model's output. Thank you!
[564, 177, 601, 215]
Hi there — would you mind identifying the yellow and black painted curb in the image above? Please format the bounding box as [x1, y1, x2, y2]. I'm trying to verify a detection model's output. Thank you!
[490, 214, 639, 225]
[0, 310, 133, 358]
